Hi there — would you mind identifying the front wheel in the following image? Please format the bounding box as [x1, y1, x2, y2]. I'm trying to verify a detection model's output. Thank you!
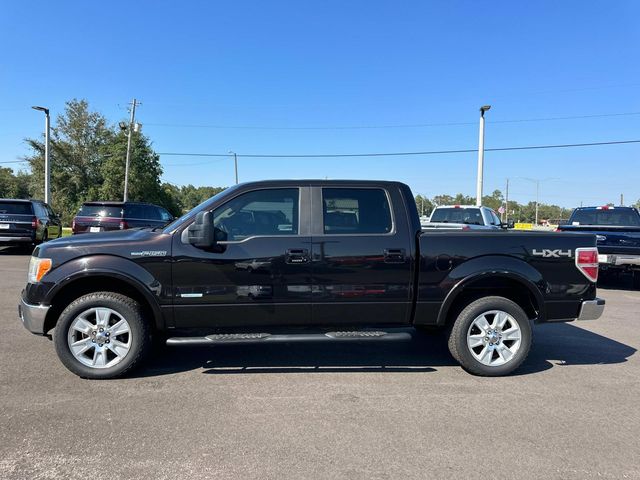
[53, 292, 150, 379]
[448, 296, 532, 376]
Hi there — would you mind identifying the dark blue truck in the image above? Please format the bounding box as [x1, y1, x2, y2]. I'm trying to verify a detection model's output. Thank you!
[558, 206, 640, 289]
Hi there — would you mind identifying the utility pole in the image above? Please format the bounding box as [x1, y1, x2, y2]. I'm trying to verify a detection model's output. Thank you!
[620, 193, 624, 206]
[31, 106, 50, 204]
[229, 151, 238, 184]
[476, 105, 491, 206]
[123, 98, 139, 202]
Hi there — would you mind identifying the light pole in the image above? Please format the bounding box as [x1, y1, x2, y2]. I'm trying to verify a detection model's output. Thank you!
[31, 106, 51, 204]
[476, 105, 491, 207]
[229, 151, 238, 184]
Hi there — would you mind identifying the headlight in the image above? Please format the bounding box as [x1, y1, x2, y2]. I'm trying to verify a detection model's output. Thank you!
[28, 257, 52, 283]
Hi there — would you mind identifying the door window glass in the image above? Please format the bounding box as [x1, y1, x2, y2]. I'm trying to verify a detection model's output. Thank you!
[322, 188, 392, 234]
[213, 188, 299, 241]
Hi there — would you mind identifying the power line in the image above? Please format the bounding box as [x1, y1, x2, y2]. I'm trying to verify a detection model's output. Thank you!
[145, 111, 640, 131]
[159, 139, 640, 162]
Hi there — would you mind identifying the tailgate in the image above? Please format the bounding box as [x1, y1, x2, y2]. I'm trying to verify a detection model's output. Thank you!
[0, 213, 34, 236]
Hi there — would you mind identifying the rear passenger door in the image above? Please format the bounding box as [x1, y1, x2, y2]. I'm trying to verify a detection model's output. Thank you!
[310, 186, 414, 325]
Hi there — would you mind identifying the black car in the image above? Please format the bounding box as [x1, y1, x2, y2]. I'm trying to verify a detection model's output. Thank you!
[20, 180, 604, 379]
[72, 201, 174, 234]
[0, 199, 62, 249]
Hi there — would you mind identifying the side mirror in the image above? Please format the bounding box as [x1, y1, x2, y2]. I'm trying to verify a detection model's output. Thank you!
[502, 220, 515, 229]
[187, 211, 215, 248]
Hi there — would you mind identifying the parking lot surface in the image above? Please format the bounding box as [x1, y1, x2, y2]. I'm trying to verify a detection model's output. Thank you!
[1, 250, 639, 479]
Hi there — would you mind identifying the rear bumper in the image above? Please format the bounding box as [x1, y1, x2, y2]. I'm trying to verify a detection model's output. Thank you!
[18, 296, 50, 335]
[577, 298, 605, 321]
[598, 253, 640, 268]
[0, 236, 33, 244]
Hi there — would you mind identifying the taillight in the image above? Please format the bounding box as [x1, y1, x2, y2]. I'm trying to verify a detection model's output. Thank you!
[31, 217, 37, 228]
[119, 220, 128, 230]
[575, 247, 598, 282]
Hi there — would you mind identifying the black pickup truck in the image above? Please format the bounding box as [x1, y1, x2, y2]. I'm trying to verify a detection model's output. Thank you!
[557, 206, 640, 288]
[19, 180, 604, 379]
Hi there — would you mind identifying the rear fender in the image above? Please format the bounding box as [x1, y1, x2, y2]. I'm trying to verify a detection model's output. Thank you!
[436, 255, 546, 325]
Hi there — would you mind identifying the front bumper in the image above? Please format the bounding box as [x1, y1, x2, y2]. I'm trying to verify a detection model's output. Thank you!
[577, 298, 605, 321]
[18, 296, 50, 335]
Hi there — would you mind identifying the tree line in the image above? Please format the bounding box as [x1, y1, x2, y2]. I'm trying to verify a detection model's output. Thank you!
[1, 99, 637, 225]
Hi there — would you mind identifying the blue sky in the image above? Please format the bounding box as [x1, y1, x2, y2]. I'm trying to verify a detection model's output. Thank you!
[1, 0, 639, 207]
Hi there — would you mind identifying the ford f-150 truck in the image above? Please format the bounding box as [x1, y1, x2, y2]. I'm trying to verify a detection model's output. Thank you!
[19, 180, 604, 379]
[557, 206, 640, 289]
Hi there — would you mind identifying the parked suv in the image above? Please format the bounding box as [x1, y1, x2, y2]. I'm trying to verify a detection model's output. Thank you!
[0, 199, 62, 248]
[423, 205, 511, 230]
[72, 201, 173, 234]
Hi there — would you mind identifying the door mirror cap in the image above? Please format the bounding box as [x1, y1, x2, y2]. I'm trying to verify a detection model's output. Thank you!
[187, 211, 216, 248]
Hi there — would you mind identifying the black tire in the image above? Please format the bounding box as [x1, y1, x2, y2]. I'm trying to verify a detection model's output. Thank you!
[53, 292, 151, 379]
[633, 271, 640, 290]
[447, 296, 532, 376]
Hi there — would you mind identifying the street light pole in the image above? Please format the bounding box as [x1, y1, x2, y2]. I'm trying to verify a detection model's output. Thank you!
[535, 179, 540, 226]
[476, 105, 491, 207]
[31, 106, 50, 204]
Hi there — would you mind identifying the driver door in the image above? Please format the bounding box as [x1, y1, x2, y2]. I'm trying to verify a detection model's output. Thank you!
[171, 187, 312, 329]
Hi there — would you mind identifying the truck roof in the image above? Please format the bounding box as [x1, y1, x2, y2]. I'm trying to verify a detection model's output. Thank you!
[235, 179, 410, 188]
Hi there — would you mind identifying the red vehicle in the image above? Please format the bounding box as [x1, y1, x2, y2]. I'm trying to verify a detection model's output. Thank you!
[72, 201, 173, 234]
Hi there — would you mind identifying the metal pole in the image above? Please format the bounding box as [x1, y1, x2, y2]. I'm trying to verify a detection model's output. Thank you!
[44, 111, 50, 204]
[535, 180, 539, 225]
[234, 152, 238, 184]
[124, 98, 137, 201]
[620, 193, 624, 206]
[504, 178, 509, 223]
[476, 106, 490, 206]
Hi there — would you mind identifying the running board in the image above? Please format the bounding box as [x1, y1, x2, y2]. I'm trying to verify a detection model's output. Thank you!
[166, 330, 412, 346]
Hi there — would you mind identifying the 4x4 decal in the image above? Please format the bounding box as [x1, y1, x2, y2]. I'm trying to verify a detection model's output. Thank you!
[532, 249, 572, 258]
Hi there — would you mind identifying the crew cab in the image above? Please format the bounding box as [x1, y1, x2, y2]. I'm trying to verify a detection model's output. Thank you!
[423, 205, 510, 230]
[557, 205, 640, 288]
[19, 180, 604, 379]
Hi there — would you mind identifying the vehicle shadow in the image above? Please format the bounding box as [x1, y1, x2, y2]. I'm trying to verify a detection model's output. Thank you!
[598, 274, 637, 292]
[0, 246, 32, 256]
[132, 323, 636, 378]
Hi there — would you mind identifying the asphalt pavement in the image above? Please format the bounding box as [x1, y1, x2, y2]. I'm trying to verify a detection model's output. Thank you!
[1, 250, 638, 479]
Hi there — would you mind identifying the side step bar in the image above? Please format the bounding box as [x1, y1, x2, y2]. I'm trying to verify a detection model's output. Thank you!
[166, 330, 412, 346]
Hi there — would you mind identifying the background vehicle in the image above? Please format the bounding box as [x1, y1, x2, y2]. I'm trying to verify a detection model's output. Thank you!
[71, 201, 173, 234]
[20, 180, 603, 379]
[423, 205, 511, 230]
[557, 206, 640, 288]
[0, 199, 61, 249]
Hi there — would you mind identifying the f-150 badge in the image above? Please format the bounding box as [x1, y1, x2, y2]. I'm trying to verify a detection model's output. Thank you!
[532, 249, 572, 258]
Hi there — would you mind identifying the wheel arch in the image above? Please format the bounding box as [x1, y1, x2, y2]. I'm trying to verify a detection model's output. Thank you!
[43, 271, 164, 335]
[437, 270, 545, 327]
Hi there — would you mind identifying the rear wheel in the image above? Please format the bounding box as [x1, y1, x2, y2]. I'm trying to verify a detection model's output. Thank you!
[448, 296, 532, 376]
[53, 292, 150, 379]
[633, 271, 640, 290]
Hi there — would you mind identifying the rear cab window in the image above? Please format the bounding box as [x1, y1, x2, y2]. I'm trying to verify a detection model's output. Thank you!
[0, 201, 33, 215]
[322, 188, 392, 234]
[79, 204, 123, 218]
[430, 207, 483, 225]
[570, 208, 640, 226]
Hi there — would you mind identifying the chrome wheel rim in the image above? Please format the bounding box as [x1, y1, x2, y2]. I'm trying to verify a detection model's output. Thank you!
[466, 310, 522, 367]
[67, 307, 132, 369]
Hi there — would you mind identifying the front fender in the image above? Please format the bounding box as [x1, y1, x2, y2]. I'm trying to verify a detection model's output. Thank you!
[436, 255, 547, 325]
[27, 255, 165, 328]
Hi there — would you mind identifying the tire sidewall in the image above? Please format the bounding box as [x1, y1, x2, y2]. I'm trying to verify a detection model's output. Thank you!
[53, 293, 148, 379]
[452, 296, 532, 376]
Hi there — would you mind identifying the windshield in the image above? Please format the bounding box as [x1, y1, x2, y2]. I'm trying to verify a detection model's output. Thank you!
[78, 205, 123, 218]
[430, 207, 483, 225]
[162, 185, 236, 233]
[570, 208, 640, 226]
[0, 201, 33, 215]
